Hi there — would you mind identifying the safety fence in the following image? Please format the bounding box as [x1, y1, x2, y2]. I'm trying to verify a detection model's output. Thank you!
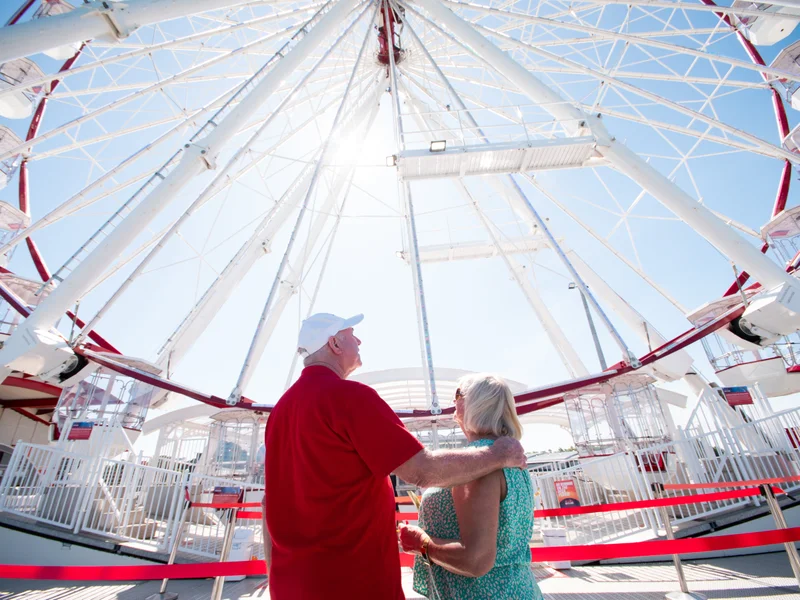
[531, 405, 800, 545]
[0, 442, 265, 558]
[1, 476, 798, 600]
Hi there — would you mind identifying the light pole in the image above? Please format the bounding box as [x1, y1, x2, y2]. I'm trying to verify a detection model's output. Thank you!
[569, 282, 608, 371]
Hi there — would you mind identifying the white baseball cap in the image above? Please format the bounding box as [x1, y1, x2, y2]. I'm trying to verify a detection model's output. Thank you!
[297, 312, 364, 356]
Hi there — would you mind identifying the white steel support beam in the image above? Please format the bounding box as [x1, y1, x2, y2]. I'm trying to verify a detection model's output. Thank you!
[219, 83, 382, 396]
[401, 80, 590, 378]
[0, 21, 316, 164]
[0, 0, 360, 375]
[599, 137, 799, 292]
[0, 4, 324, 101]
[443, 1, 800, 85]
[157, 160, 318, 376]
[389, 2, 439, 416]
[411, 0, 800, 307]
[228, 3, 375, 403]
[461, 20, 799, 165]
[155, 77, 373, 378]
[402, 14, 637, 367]
[0, 0, 261, 64]
[565, 249, 694, 381]
[75, 6, 372, 345]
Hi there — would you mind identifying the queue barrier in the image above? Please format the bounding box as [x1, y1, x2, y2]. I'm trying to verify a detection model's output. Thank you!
[3, 527, 799, 579]
[2, 478, 799, 600]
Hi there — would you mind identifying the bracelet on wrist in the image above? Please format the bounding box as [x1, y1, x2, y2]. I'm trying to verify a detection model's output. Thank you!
[420, 534, 431, 558]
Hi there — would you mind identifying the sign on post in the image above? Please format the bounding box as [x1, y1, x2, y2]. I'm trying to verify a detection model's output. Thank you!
[67, 422, 94, 441]
[722, 386, 753, 406]
[554, 479, 581, 508]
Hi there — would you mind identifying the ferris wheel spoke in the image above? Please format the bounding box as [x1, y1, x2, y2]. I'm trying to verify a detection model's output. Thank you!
[151, 13, 380, 376]
[400, 18, 637, 373]
[74, 60, 372, 344]
[468, 22, 800, 164]
[0, 0, 292, 64]
[454, 5, 800, 85]
[227, 15, 381, 402]
[0, 25, 314, 164]
[403, 76, 590, 376]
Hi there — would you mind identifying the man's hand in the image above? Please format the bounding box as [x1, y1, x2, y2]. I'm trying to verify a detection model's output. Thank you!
[492, 436, 526, 469]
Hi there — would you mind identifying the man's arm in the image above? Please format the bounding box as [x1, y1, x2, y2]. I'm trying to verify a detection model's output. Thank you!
[393, 436, 525, 488]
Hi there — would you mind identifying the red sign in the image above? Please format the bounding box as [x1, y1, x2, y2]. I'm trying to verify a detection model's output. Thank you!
[722, 386, 753, 407]
[554, 479, 581, 509]
[212, 486, 242, 504]
[67, 422, 93, 441]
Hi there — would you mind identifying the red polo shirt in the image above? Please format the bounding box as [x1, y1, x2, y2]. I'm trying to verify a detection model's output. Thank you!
[264, 366, 424, 599]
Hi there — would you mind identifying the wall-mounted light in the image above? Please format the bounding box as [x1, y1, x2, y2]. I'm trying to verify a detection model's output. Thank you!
[430, 140, 446, 152]
[386, 155, 397, 167]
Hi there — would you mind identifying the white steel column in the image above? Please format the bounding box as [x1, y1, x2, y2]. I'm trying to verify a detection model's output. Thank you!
[411, 0, 800, 299]
[74, 7, 372, 344]
[599, 139, 798, 292]
[157, 161, 317, 375]
[228, 4, 376, 403]
[0, 0, 257, 64]
[401, 82, 590, 378]
[402, 15, 637, 366]
[5, 0, 357, 344]
[387, 1, 440, 415]
[224, 86, 382, 401]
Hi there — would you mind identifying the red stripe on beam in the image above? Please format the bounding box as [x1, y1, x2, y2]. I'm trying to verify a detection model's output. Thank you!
[1, 376, 62, 397]
[10, 407, 50, 426]
[0, 397, 59, 409]
[190, 502, 262, 509]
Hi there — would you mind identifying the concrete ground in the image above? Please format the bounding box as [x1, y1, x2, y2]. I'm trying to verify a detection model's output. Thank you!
[0, 553, 797, 599]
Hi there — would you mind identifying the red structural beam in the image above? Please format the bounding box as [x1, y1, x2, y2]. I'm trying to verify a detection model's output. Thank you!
[0, 397, 60, 409]
[77, 302, 745, 418]
[698, 0, 793, 297]
[10, 407, 50, 426]
[1, 375, 62, 397]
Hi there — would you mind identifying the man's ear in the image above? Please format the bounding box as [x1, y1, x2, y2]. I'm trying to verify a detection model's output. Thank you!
[328, 336, 341, 354]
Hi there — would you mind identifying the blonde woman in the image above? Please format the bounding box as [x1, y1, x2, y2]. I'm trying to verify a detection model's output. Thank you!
[399, 374, 543, 600]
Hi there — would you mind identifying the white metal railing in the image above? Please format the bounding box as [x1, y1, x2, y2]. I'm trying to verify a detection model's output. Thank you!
[0, 443, 98, 531]
[533, 405, 800, 545]
[0, 442, 266, 558]
[4, 400, 800, 560]
[178, 473, 264, 559]
[81, 457, 188, 551]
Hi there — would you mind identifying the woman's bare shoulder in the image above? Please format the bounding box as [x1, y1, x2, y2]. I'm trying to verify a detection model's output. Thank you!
[453, 469, 504, 499]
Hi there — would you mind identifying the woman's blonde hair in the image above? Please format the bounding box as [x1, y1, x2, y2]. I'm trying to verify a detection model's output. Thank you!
[458, 373, 523, 440]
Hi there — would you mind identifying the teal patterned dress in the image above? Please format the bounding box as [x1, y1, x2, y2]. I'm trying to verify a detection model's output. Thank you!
[412, 439, 544, 600]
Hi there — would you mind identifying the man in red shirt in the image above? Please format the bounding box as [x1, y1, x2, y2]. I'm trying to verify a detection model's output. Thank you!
[263, 313, 526, 599]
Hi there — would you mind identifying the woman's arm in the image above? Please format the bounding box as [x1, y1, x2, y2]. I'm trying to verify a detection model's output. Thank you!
[400, 470, 503, 578]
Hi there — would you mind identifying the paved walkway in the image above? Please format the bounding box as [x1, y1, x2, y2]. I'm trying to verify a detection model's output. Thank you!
[0, 554, 796, 599]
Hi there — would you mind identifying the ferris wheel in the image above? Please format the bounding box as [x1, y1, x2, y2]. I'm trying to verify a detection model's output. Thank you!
[0, 0, 799, 423]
